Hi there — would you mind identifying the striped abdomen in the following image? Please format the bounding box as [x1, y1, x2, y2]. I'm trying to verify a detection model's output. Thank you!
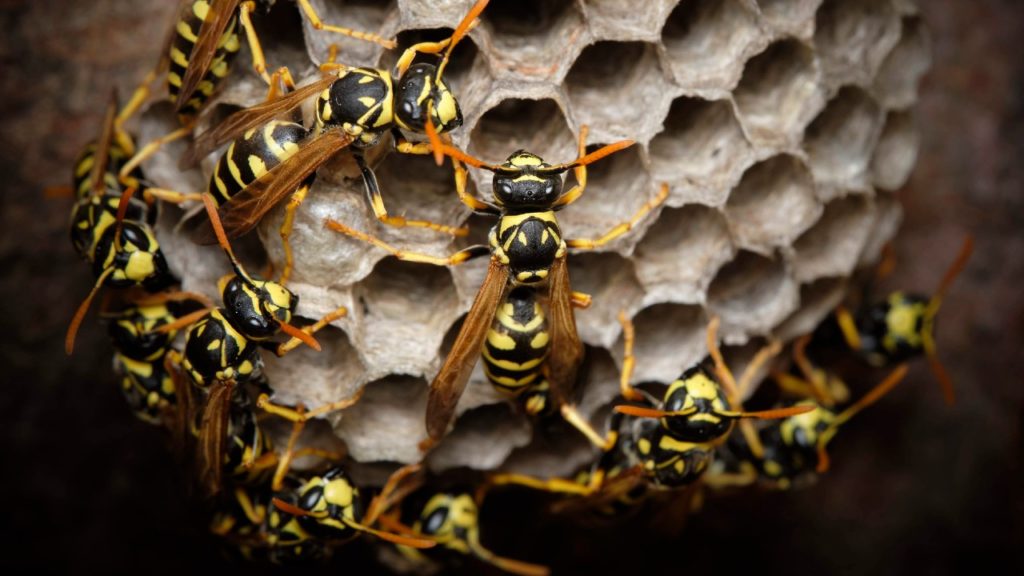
[168, 0, 242, 117]
[209, 120, 308, 204]
[482, 287, 549, 396]
[71, 137, 139, 200]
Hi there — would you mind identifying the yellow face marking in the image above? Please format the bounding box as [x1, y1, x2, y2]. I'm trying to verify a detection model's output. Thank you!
[125, 252, 156, 282]
[884, 296, 926, 352]
[435, 90, 459, 127]
[324, 478, 355, 509]
[509, 154, 543, 167]
[657, 435, 700, 454]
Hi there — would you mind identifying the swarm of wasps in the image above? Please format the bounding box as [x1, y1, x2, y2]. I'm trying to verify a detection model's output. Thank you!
[56, 0, 972, 572]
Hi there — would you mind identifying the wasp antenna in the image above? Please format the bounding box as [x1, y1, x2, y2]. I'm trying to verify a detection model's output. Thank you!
[564, 139, 635, 170]
[425, 103, 445, 166]
[931, 235, 974, 306]
[438, 0, 490, 79]
[440, 144, 498, 171]
[279, 321, 322, 352]
[66, 267, 115, 355]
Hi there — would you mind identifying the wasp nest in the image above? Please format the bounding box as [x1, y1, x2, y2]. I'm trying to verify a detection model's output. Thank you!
[137, 0, 928, 483]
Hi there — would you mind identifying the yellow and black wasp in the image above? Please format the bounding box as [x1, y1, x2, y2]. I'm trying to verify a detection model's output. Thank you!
[158, 194, 347, 495]
[828, 237, 974, 405]
[105, 294, 210, 426]
[64, 94, 176, 355]
[326, 126, 668, 448]
[392, 489, 549, 576]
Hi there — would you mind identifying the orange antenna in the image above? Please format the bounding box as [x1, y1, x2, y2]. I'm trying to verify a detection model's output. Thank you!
[546, 139, 635, 173]
[424, 103, 444, 166]
[436, 0, 489, 80]
[816, 364, 908, 473]
[924, 235, 973, 405]
[66, 267, 115, 355]
[278, 321, 321, 352]
[200, 193, 254, 284]
[154, 308, 212, 334]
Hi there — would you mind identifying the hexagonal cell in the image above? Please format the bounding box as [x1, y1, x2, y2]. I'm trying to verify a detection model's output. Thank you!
[857, 192, 902, 268]
[478, 0, 586, 80]
[612, 303, 708, 385]
[383, 25, 481, 89]
[805, 86, 884, 187]
[661, 0, 764, 90]
[567, 252, 646, 349]
[708, 250, 799, 338]
[792, 194, 875, 283]
[427, 403, 531, 473]
[467, 98, 576, 198]
[871, 110, 920, 191]
[756, 0, 823, 38]
[873, 17, 931, 110]
[558, 144, 658, 253]
[724, 155, 822, 254]
[649, 96, 754, 198]
[774, 276, 848, 341]
[577, 346, 626, 421]
[300, 0, 394, 67]
[734, 39, 824, 147]
[335, 374, 429, 464]
[581, 0, 677, 42]
[632, 204, 735, 305]
[720, 338, 780, 402]
[813, 0, 901, 87]
[262, 325, 366, 408]
[565, 41, 671, 143]
[352, 257, 460, 376]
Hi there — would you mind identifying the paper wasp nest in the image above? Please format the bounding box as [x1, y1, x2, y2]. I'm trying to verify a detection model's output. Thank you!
[140, 0, 929, 481]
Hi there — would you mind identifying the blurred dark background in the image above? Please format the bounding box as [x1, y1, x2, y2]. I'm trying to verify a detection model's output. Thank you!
[1, 0, 1021, 573]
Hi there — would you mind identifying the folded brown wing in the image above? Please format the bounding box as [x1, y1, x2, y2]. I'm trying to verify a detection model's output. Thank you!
[546, 255, 584, 408]
[175, 0, 242, 113]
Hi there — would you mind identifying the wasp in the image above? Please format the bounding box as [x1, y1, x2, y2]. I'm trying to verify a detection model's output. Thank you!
[106, 294, 210, 425]
[392, 490, 550, 576]
[829, 237, 973, 405]
[65, 94, 176, 355]
[326, 126, 668, 448]
[158, 194, 348, 495]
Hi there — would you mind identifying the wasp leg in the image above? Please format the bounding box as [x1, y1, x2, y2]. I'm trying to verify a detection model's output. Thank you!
[486, 473, 594, 496]
[325, 218, 490, 267]
[553, 125, 592, 209]
[791, 334, 835, 406]
[615, 310, 644, 402]
[353, 153, 468, 237]
[706, 316, 766, 458]
[274, 182, 311, 286]
[296, 0, 396, 49]
[141, 187, 205, 206]
[275, 305, 349, 356]
[571, 291, 592, 309]
[114, 64, 163, 155]
[262, 66, 297, 103]
[257, 387, 364, 490]
[238, 2, 273, 84]
[566, 183, 668, 250]
[118, 123, 195, 186]
[560, 405, 617, 451]
[735, 339, 782, 400]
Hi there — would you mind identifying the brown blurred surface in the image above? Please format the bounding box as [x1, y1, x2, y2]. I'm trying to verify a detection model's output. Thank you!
[0, 0, 1020, 573]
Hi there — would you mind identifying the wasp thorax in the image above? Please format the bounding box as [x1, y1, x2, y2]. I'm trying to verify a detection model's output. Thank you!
[319, 67, 393, 147]
[220, 275, 298, 340]
[394, 63, 463, 134]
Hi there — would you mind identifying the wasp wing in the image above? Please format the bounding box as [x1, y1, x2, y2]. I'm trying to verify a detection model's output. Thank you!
[197, 381, 234, 497]
[193, 129, 354, 243]
[175, 0, 242, 114]
[425, 258, 508, 441]
[546, 254, 584, 408]
[87, 93, 119, 198]
[187, 75, 335, 164]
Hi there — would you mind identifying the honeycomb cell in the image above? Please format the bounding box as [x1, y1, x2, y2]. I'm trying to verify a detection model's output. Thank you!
[613, 303, 708, 385]
[649, 96, 754, 201]
[478, 0, 586, 80]
[813, 0, 901, 88]
[857, 192, 902, 268]
[805, 86, 883, 188]
[426, 403, 531, 473]
[873, 17, 931, 110]
[567, 252, 645, 349]
[582, 0, 678, 42]
[708, 250, 799, 338]
[725, 155, 821, 254]
[774, 277, 847, 341]
[299, 0, 394, 67]
[871, 110, 920, 191]
[466, 97, 576, 197]
[734, 39, 824, 147]
[632, 204, 735, 305]
[335, 374, 429, 464]
[565, 41, 671, 143]
[558, 145, 658, 253]
[262, 325, 366, 408]
[756, 0, 823, 37]
[383, 25, 480, 87]
[720, 338, 778, 402]
[352, 257, 460, 377]
[661, 0, 764, 90]
[792, 194, 874, 283]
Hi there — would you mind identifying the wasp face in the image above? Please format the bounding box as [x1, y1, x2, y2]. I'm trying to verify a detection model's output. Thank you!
[394, 63, 464, 134]
[220, 276, 298, 340]
[661, 365, 734, 442]
[95, 222, 172, 291]
[492, 152, 562, 208]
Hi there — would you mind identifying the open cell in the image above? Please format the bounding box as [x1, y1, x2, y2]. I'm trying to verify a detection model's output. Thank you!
[792, 194, 874, 283]
[757, 0, 822, 34]
[582, 0, 677, 42]
[566, 41, 670, 142]
[857, 192, 902, 269]
[632, 204, 735, 305]
[661, 0, 763, 89]
[871, 110, 920, 191]
[300, 0, 395, 67]
[478, 0, 585, 79]
[725, 155, 821, 253]
[805, 86, 883, 186]
[814, 0, 901, 87]
[774, 276, 847, 341]
[873, 17, 931, 110]
[336, 374, 429, 463]
[567, 252, 646, 349]
[649, 96, 753, 191]
[262, 324, 366, 408]
[613, 303, 708, 385]
[734, 39, 823, 146]
[426, 403, 531, 472]
[708, 250, 799, 337]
